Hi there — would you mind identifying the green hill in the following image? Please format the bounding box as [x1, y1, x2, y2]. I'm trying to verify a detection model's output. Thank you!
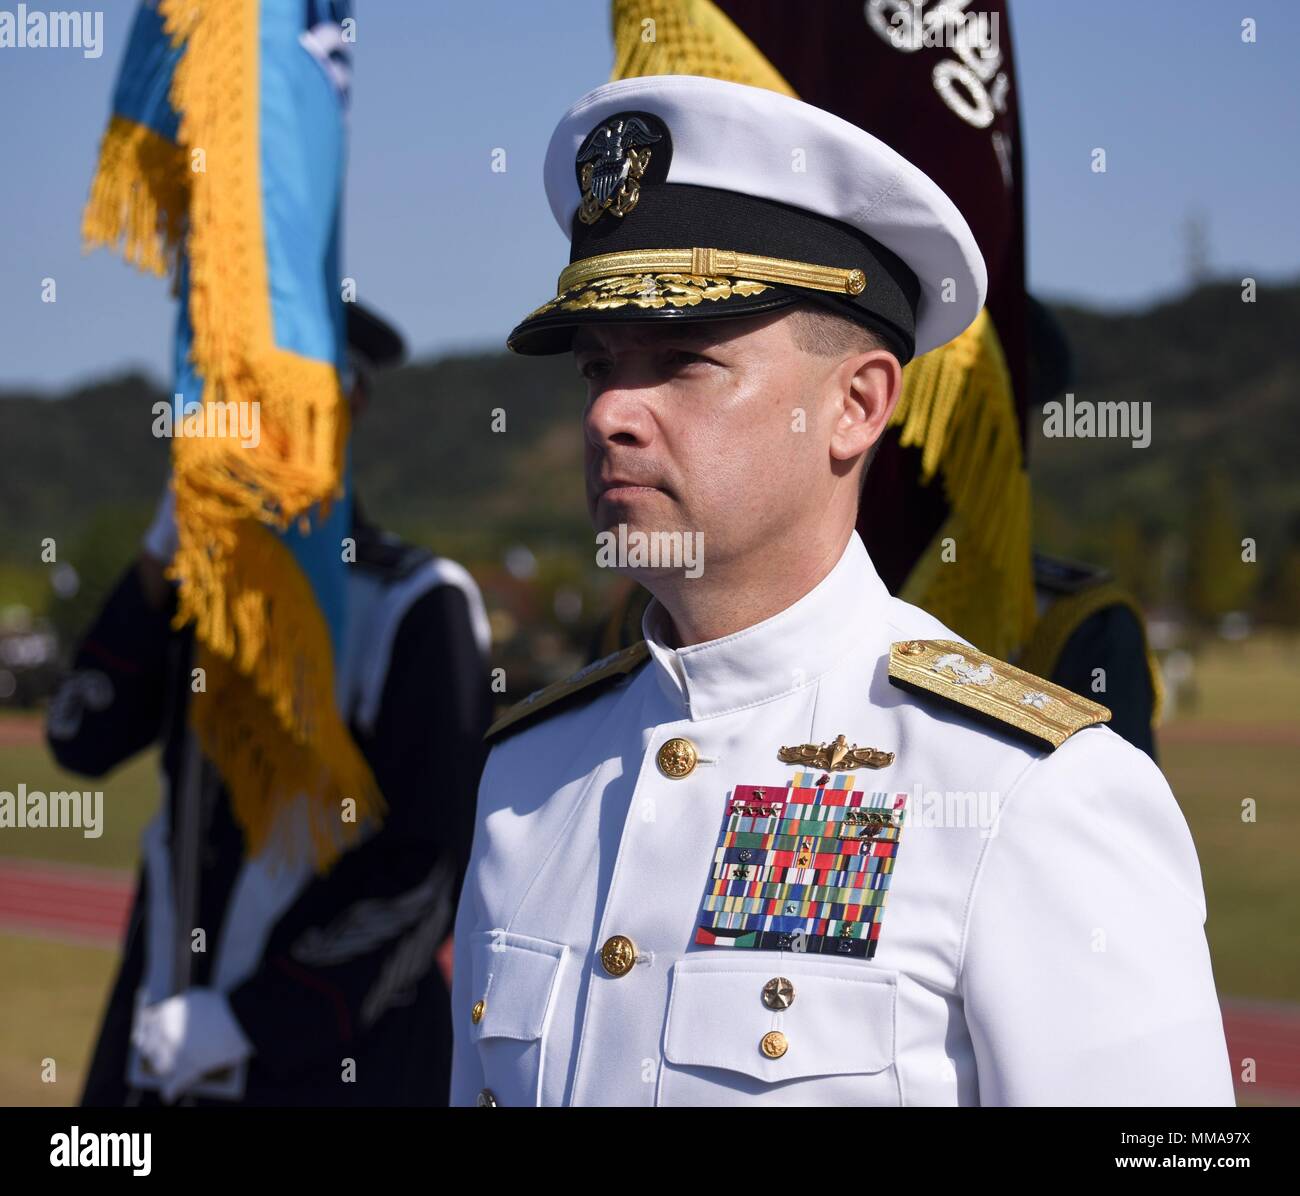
[2, 279, 1298, 631]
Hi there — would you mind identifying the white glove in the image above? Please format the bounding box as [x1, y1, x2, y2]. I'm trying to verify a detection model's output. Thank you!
[131, 989, 253, 1104]
[140, 484, 178, 564]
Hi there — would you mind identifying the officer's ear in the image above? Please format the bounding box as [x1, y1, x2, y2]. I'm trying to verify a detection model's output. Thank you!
[829, 341, 900, 471]
[786, 305, 900, 466]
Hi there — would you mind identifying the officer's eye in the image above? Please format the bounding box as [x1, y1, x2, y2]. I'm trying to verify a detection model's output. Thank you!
[665, 349, 711, 370]
[577, 357, 611, 382]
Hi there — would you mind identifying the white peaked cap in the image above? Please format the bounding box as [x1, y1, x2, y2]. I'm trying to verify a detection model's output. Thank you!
[528, 74, 987, 359]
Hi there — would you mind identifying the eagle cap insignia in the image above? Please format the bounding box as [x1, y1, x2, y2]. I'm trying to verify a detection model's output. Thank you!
[575, 113, 665, 225]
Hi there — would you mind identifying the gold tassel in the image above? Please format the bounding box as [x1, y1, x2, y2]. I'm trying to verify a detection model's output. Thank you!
[893, 310, 1036, 658]
[82, 115, 189, 278]
[611, 0, 795, 94]
[187, 524, 384, 873]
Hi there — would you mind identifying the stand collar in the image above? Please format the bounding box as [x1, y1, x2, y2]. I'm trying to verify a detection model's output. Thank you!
[640, 530, 891, 720]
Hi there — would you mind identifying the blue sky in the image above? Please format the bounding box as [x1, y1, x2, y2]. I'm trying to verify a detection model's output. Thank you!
[0, 0, 1296, 391]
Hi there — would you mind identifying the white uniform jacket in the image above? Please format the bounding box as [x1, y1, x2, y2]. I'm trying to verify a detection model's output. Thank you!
[450, 531, 1234, 1106]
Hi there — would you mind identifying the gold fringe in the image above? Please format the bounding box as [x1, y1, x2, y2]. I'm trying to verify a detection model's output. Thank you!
[186, 523, 384, 873]
[892, 310, 1036, 658]
[611, 0, 795, 93]
[82, 115, 189, 277]
[153, 0, 368, 870]
[159, 0, 343, 524]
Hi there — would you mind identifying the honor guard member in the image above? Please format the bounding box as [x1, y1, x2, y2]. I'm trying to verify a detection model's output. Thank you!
[450, 76, 1233, 1107]
[49, 304, 494, 1106]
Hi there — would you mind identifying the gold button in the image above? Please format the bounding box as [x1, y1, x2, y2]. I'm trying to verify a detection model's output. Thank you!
[599, 934, 637, 977]
[476, 1088, 498, 1107]
[898, 640, 926, 657]
[846, 268, 866, 295]
[657, 737, 698, 778]
[471, 998, 485, 1025]
[760, 1030, 788, 1059]
[762, 976, 794, 1010]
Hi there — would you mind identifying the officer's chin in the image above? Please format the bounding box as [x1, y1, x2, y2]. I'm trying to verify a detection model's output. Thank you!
[592, 505, 704, 584]
[614, 562, 690, 592]
[589, 487, 669, 528]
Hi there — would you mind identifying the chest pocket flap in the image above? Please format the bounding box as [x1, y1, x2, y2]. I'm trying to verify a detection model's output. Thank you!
[469, 929, 567, 1044]
[664, 955, 896, 1084]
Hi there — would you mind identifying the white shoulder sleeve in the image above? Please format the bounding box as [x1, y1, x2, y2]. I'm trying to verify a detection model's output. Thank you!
[958, 727, 1235, 1106]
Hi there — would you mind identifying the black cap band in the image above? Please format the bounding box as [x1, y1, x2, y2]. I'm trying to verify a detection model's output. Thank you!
[567, 182, 920, 360]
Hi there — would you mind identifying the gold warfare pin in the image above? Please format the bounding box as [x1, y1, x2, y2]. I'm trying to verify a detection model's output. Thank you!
[778, 733, 894, 771]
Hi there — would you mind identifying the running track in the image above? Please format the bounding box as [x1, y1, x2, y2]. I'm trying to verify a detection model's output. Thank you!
[0, 857, 1294, 1104]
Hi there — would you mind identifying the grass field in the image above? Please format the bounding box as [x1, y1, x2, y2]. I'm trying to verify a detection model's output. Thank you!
[1, 632, 1297, 1105]
[0, 730, 153, 1106]
[0, 934, 118, 1107]
[1159, 634, 1300, 1000]
[1166, 633, 1300, 725]
[1164, 739, 1300, 1000]
[0, 740, 160, 869]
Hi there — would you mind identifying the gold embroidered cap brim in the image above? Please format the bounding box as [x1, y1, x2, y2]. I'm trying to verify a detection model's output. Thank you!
[508, 248, 871, 355]
[507, 272, 800, 354]
[524, 272, 773, 322]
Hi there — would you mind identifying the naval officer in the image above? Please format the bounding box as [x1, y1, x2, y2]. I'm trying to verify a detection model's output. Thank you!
[449, 74, 1233, 1107]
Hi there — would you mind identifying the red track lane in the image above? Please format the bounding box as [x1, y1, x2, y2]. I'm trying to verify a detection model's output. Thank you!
[0, 859, 134, 944]
[1220, 1002, 1300, 1098]
[0, 857, 1294, 1102]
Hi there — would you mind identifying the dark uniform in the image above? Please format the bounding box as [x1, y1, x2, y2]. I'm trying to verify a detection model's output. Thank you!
[1020, 553, 1161, 761]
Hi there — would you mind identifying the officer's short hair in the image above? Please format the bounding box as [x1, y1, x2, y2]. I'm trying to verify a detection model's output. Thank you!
[785, 303, 893, 492]
[787, 302, 888, 359]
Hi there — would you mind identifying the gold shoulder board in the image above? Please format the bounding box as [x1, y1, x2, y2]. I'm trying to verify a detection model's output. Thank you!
[485, 641, 650, 745]
[888, 638, 1111, 751]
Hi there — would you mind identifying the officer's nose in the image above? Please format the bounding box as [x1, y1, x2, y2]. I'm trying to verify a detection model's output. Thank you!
[583, 371, 656, 451]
